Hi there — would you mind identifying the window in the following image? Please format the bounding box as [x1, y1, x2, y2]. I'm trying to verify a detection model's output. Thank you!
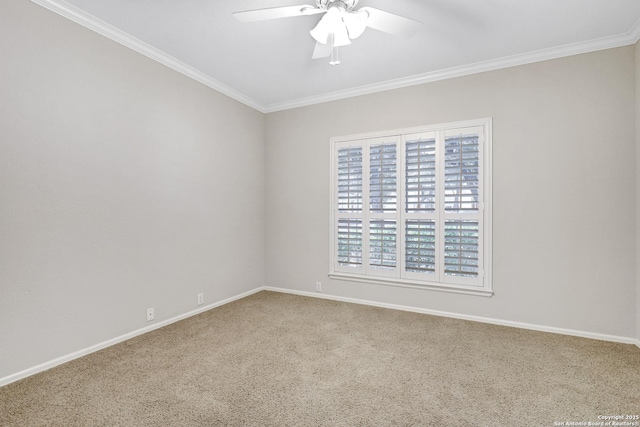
[330, 119, 492, 296]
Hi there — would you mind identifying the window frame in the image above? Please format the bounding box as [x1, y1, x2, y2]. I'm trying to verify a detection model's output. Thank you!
[329, 118, 493, 297]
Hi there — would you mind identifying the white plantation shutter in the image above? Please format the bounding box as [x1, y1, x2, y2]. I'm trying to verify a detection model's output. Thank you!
[369, 219, 396, 269]
[367, 140, 398, 276]
[405, 137, 436, 213]
[444, 132, 480, 212]
[441, 127, 482, 285]
[335, 144, 364, 273]
[331, 119, 491, 295]
[403, 132, 438, 281]
[337, 147, 363, 213]
[405, 220, 436, 274]
[337, 219, 363, 267]
[369, 144, 397, 213]
[444, 220, 479, 277]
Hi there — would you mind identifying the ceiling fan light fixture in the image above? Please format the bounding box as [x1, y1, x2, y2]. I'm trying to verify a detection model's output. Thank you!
[327, 1, 348, 16]
[333, 28, 351, 47]
[234, 0, 422, 64]
[310, 7, 350, 45]
[343, 10, 367, 39]
[310, 14, 330, 44]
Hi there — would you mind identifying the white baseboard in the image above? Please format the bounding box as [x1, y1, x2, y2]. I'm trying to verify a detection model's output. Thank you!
[2, 285, 638, 388]
[262, 286, 640, 347]
[0, 287, 263, 388]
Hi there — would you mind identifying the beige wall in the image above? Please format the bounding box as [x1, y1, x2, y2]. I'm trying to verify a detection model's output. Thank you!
[265, 46, 637, 339]
[0, 0, 265, 379]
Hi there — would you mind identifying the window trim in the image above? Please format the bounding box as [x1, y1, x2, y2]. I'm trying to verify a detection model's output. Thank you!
[329, 118, 493, 297]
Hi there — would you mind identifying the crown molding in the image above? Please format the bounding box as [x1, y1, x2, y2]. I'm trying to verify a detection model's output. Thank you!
[30, 0, 267, 113]
[264, 23, 640, 113]
[630, 17, 640, 43]
[30, 0, 640, 115]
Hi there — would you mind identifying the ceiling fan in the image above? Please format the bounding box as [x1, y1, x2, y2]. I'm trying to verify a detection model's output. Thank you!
[233, 0, 422, 65]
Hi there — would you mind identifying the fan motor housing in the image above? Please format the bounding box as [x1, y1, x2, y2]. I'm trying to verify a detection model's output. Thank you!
[317, 0, 359, 11]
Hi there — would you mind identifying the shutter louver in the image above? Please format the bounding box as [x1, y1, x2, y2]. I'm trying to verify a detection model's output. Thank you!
[338, 147, 363, 212]
[369, 219, 397, 269]
[337, 219, 363, 267]
[444, 134, 479, 212]
[406, 138, 436, 213]
[444, 220, 479, 277]
[405, 220, 436, 274]
[370, 144, 397, 213]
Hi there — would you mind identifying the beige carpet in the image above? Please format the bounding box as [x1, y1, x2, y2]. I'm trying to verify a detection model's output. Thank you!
[1, 291, 639, 426]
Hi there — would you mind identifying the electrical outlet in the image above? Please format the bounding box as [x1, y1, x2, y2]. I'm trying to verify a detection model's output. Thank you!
[315, 282, 322, 292]
[197, 293, 204, 305]
[146, 307, 154, 322]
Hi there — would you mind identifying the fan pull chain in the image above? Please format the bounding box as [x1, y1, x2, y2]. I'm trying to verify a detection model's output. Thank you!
[330, 46, 341, 65]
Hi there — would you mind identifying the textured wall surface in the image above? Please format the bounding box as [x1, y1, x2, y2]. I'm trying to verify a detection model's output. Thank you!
[265, 46, 637, 340]
[0, 0, 265, 380]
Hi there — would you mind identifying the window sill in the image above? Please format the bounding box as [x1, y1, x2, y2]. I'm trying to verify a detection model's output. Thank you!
[328, 273, 493, 297]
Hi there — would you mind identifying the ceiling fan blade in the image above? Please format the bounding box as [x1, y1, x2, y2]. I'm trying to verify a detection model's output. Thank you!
[233, 5, 323, 23]
[359, 7, 422, 38]
[312, 41, 332, 59]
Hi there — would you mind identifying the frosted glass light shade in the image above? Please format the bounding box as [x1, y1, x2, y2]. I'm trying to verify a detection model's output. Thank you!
[310, 8, 353, 47]
[343, 10, 367, 39]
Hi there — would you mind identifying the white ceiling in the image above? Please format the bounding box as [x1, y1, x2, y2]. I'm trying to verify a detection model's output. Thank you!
[35, 0, 640, 112]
